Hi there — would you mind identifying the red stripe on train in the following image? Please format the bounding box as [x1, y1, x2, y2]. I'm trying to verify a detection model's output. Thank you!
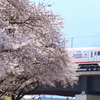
[75, 61, 100, 64]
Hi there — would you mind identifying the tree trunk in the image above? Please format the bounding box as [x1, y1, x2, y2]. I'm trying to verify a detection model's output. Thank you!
[11, 95, 16, 100]
[11, 95, 22, 100]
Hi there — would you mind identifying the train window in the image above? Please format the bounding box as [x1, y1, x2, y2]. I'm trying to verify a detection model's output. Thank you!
[91, 52, 93, 57]
[98, 51, 100, 55]
[95, 52, 96, 55]
[73, 54, 82, 58]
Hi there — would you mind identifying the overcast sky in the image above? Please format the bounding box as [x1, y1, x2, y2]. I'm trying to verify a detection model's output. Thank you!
[32, 0, 100, 48]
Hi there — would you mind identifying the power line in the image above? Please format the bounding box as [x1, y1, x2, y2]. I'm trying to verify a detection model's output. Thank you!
[67, 35, 100, 39]
[66, 35, 100, 48]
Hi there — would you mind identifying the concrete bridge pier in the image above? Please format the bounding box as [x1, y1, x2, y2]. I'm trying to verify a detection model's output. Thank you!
[75, 94, 100, 100]
[75, 71, 100, 100]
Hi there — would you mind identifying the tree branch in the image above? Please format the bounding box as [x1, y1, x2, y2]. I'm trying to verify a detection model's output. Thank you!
[16, 81, 39, 100]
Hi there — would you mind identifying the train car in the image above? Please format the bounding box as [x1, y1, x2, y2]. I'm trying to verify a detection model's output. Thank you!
[67, 47, 100, 71]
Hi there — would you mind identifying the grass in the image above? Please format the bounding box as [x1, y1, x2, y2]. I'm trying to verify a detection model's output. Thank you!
[1, 96, 11, 100]
[0, 96, 36, 100]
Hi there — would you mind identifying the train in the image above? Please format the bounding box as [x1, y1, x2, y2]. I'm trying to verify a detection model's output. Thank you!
[67, 47, 100, 71]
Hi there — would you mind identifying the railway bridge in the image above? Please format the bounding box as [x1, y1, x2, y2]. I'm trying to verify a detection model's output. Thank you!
[30, 71, 100, 100]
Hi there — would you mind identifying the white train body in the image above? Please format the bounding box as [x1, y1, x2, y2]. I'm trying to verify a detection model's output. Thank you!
[68, 47, 100, 71]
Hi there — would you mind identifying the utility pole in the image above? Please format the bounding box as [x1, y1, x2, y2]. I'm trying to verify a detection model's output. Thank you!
[71, 37, 74, 48]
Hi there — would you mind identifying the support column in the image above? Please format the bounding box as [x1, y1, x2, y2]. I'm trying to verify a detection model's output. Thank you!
[75, 94, 100, 100]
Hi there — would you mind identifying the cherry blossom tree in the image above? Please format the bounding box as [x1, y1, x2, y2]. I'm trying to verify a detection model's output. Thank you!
[0, 0, 78, 100]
